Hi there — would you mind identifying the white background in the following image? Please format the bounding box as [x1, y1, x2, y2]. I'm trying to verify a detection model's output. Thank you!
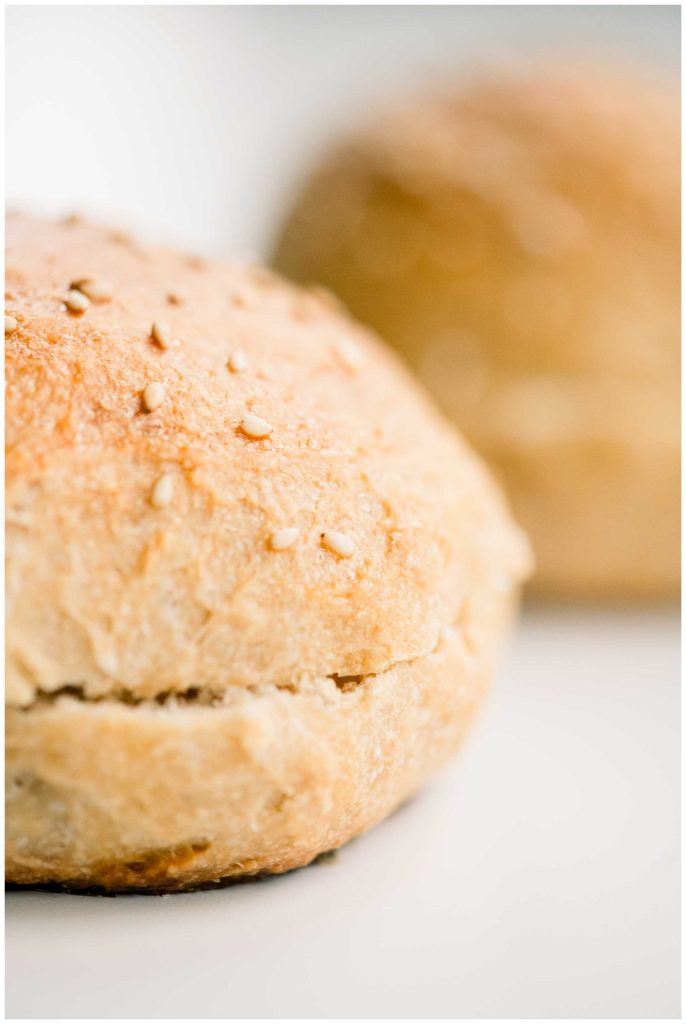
[5, 5, 681, 1020]
[6, 5, 681, 258]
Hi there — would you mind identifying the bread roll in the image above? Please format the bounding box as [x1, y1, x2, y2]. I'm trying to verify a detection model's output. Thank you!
[274, 62, 680, 597]
[5, 214, 530, 892]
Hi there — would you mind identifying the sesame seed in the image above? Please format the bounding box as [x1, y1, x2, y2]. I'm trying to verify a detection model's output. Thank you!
[240, 413, 272, 439]
[228, 350, 247, 373]
[493, 572, 512, 594]
[150, 320, 173, 349]
[64, 289, 90, 314]
[5, 315, 18, 335]
[71, 277, 113, 302]
[335, 341, 363, 373]
[310, 285, 343, 311]
[321, 530, 355, 558]
[150, 474, 174, 508]
[109, 229, 133, 246]
[269, 527, 299, 551]
[143, 381, 165, 412]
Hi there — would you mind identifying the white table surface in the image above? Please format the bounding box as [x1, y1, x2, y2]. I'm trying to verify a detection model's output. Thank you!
[6, 606, 679, 1020]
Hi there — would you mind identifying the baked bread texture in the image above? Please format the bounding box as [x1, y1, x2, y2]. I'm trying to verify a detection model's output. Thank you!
[5, 214, 529, 892]
[273, 62, 680, 598]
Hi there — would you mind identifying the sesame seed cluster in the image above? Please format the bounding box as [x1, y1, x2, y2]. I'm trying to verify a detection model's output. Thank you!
[6, 226, 367, 561]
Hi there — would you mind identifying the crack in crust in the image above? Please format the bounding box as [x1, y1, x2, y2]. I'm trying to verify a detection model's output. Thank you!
[15, 673, 370, 711]
[11, 635, 452, 711]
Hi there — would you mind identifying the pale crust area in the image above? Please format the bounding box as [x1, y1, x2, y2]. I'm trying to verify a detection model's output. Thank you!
[5, 215, 529, 890]
[273, 62, 680, 597]
[7, 603, 509, 892]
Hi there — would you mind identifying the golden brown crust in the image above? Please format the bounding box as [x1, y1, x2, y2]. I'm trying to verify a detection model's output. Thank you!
[6, 214, 528, 706]
[273, 61, 680, 598]
[5, 214, 528, 890]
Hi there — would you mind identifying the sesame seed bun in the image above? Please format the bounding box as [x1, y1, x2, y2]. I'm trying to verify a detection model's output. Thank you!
[6, 213, 529, 892]
[273, 61, 680, 598]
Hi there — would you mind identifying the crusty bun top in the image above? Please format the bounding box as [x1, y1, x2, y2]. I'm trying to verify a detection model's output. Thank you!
[275, 60, 679, 377]
[6, 214, 529, 708]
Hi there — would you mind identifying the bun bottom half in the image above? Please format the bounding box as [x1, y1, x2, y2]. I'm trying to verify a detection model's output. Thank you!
[6, 597, 511, 894]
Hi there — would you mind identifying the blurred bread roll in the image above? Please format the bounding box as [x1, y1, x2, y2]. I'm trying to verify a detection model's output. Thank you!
[274, 62, 680, 598]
